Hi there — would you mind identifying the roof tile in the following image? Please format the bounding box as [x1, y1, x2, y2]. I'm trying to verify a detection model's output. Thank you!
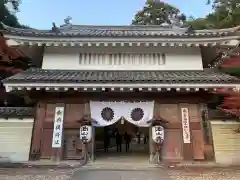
[0, 107, 34, 118]
[2, 68, 240, 84]
[2, 23, 237, 38]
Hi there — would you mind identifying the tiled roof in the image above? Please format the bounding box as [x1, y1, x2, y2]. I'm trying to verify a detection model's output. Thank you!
[2, 68, 240, 84]
[2, 23, 239, 38]
[208, 109, 238, 120]
[0, 107, 34, 118]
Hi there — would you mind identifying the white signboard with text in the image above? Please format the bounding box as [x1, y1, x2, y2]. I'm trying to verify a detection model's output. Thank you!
[52, 107, 64, 148]
[152, 125, 164, 143]
[181, 108, 191, 144]
[80, 125, 92, 143]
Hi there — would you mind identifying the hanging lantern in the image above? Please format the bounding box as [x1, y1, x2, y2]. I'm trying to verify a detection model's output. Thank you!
[120, 117, 125, 124]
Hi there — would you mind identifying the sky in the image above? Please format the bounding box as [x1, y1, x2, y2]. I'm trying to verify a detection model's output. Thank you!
[16, 0, 212, 29]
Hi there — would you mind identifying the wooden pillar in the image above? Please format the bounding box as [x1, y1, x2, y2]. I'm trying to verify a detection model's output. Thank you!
[149, 126, 154, 163]
[182, 143, 193, 160]
[192, 104, 205, 160]
[29, 102, 45, 160]
[84, 101, 94, 161]
[91, 126, 95, 161]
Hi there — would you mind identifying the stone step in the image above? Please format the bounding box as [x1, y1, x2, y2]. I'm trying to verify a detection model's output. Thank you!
[81, 162, 162, 170]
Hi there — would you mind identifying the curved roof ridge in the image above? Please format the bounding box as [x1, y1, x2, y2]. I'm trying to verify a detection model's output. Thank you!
[1, 22, 188, 33]
[2, 21, 240, 33]
[62, 24, 187, 31]
[195, 25, 240, 33]
[1, 22, 51, 33]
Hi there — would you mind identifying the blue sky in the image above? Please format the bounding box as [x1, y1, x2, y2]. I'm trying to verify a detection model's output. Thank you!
[17, 0, 212, 29]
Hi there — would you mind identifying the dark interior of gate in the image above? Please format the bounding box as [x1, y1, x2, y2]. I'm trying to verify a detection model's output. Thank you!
[94, 121, 150, 161]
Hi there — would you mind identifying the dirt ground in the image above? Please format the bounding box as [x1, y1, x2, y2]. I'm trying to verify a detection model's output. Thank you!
[168, 167, 240, 180]
[0, 168, 74, 180]
[0, 167, 239, 180]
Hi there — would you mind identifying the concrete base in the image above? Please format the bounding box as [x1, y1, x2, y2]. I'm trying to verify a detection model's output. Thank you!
[215, 154, 240, 166]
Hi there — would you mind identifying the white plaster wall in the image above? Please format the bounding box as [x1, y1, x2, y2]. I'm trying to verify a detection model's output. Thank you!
[0, 118, 34, 162]
[42, 46, 203, 70]
[210, 121, 240, 165]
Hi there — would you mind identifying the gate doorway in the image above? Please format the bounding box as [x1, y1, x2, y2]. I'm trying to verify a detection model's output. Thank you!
[93, 121, 150, 162]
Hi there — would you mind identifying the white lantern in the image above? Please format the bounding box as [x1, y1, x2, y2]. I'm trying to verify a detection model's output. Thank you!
[80, 125, 92, 143]
[152, 125, 164, 143]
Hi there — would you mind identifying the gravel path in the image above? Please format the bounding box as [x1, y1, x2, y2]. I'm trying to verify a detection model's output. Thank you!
[0, 168, 74, 180]
[0, 167, 240, 180]
[168, 167, 240, 180]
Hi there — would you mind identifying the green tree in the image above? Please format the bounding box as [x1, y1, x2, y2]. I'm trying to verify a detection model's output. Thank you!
[0, 0, 22, 28]
[4, 0, 20, 11]
[186, 18, 214, 30]
[0, 0, 30, 74]
[188, 0, 240, 29]
[211, 0, 240, 28]
[132, 0, 186, 25]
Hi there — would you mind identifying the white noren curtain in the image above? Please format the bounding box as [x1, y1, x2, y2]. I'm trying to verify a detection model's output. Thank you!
[90, 101, 154, 127]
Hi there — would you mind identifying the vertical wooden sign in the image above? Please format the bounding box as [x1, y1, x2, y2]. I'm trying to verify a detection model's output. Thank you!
[181, 108, 191, 144]
[52, 107, 64, 148]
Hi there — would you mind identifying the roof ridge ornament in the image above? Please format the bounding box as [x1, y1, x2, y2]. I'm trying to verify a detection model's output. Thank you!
[59, 16, 72, 29]
[186, 25, 195, 34]
[168, 14, 184, 28]
[64, 16, 72, 25]
[51, 22, 60, 34]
